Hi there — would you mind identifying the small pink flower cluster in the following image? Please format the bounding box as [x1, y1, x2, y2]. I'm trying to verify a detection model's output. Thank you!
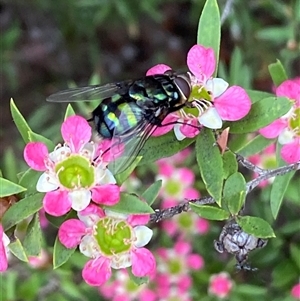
[259, 77, 300, 163]
[148, 44, 251, 140]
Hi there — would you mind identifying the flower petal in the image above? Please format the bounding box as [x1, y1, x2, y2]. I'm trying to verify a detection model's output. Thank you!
[127, 214, 150, 226]
[43, 190, 72, 216]
[49, 146, 71, 163]
[78, 204, 105, 227]
[24, 142, 48, 171]
[259, 119, 287, 139]
[91, 184, 120, 206]
[280, 138, 300, 163]
[0, 224, 9, 272]
[131, 248, 156, 277]
[133, 226, 153, 248]
[187, 44, 215, 80]
[61, 116, 92, 153]
[206, 78, 229, 97]
[58, 219, 86, 248]
[82, 257, 112, 286]
[36, 173, 59, 192]
[152, 115, 178, 137]
[69, 189, 91, 211]
[146, 64, 171, 76]
[179, 119, 200, 138]
[214, 86, 251, 121]
[276, 80, 300, 104]
[199, 107, 222, 129]
[278, 128, 295, 144]
[79, 235, 100, 258]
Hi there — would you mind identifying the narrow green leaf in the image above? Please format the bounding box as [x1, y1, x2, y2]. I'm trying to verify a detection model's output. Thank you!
[10, 98, 32, 143]
[290, 244, 300, 270]
[222, 172, 246, 214]
[237, 135, 276, 157]
[246, 89, 273, 104]
[105, 192, 154, 214]
[190, 203, 230, 220]
[197, 0, 221, 74]
[139, 132, 194, 166]
[64, 104, 76, 119]
[53, 236, 76, 269]
[270, 171, 295, 219]
[2, 193, 43, 231]
[127, 268, 149, 285]
[23, 213, 42, 257]
[0, 178, 26, 197]
[222, 151, 238, 179]
[8, 238, 28, 262]
[142, 180, 162, 206]
[18, 169, 41, 198]
[228, 97, 292, 134]
[114, 157, 142, 185]
[236, 216, 276, 238]
[268, 60, 288, 87]
[196, 128, 223, 205]
[28, 131, 55, 150]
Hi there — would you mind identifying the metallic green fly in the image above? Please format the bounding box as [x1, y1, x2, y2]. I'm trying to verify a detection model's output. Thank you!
[47, 71, 193, 174]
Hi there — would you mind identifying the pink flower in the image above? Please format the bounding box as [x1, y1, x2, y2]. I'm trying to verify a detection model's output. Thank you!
[291, 282, 300, 299]
[147, 44, 251, 140]
[24, 116, 120, 216]
[28, 249, 49, 269]
[0, 224, 10, 272]
[259, 78, 300, 163]
[208, 272, 233, 299]
[58, 204, 156, 286]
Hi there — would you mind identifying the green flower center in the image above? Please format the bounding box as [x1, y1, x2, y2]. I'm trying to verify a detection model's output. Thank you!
[165, 179, 181, 196]
[55, 155, 95, 189]
[169, 258, 182, 274]
[178, 213, 193, 229]
[95, 217, 133, 256]
[289, 107, 300, 136]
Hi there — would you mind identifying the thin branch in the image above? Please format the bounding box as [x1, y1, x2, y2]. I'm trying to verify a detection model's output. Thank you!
[149, 157, 300, 223]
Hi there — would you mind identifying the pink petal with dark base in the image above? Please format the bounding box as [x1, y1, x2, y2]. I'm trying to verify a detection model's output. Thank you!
[214, 86, 251, 121]
[43, 190, 72, 216]
[24, 142, 48, 171]
[146, 64, 171, 76]
[131, 248, 156, 277]
[281, 138, 300, 163]
[259, 119, 287, 139]
[58, 219, 86, 248]
[82, 257, 112, 286]
[61, 116, 92, 153]
[91, 184, 120, 206]
[187, 45, 215, 80]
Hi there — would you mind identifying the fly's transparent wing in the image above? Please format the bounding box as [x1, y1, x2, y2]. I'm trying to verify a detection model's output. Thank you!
[106, 105, 156, 175]
[46, 80, 133, 103]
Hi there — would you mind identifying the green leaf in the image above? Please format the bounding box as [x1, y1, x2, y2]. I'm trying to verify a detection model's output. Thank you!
[0, 178, 26, 197]
[236, 216, 275, 238]
[290, 244, 300, 270]
[222, 151, 238, 179]
[222, 172, 246, 215]
[64, 104, 76, 119]
[18, 169, 41, 198]
[246, 89, 273, 104]
[127, 268, 149, 285]
[114, 157, 142, 184]
[228, 97, 292, 134]
[10, 98, 32, 143]
[23, 213, 42, 257]
[2, 193, 43, 231]
[139, 131, 194, 166]
[268, 60, 288, 87]
[197, 0, 221, 74]
[142, 180, 162, 206]
[8, 238, 28, 262]
[190, 203, 230, 220]
[53, 236, 76, 269]
[196, 128, 223, 205]
[105, 192, 154, 214]
[237, 135, 276, 157]
[28, 131, 55, 150]
[270, 171, 295, 219]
